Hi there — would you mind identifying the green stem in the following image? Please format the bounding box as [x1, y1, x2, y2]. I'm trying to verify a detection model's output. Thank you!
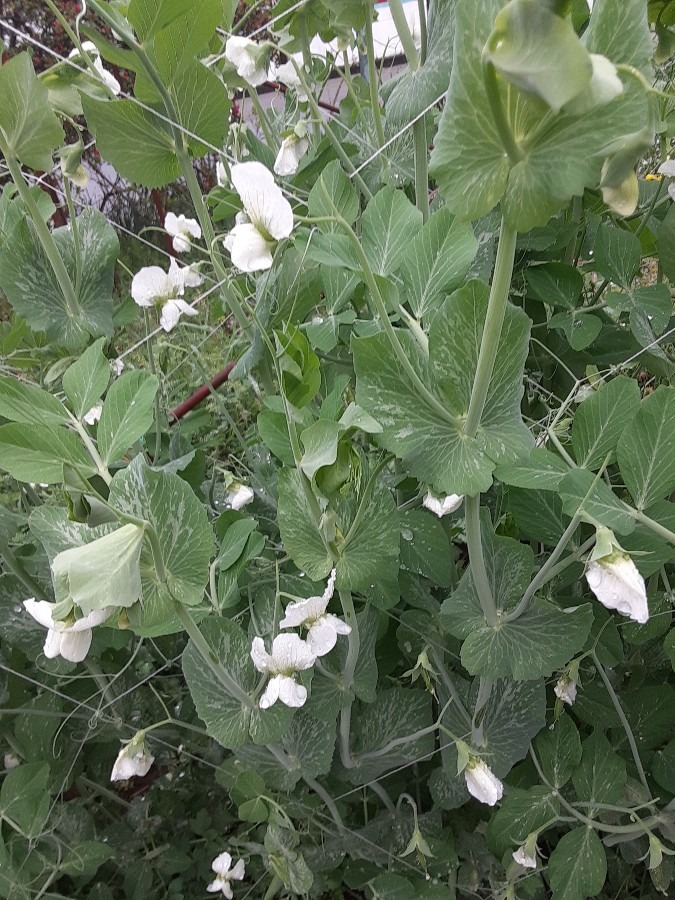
[85, 659, 119, 716]
[263, 876, 283, 900]
[63, 178, 83, 299]
[389, 0, 420, 69]
[338, 588, 360, 770]
[482, 61, 523, 166]
[464, 217, 517, 437]
[628, 507, 675, 546]
[0, 148, 78, 313]
[413, 118, 430, 221]
[465, 495, 498, 626]
[174, 601, 253, 708]
[304, 775, 345, 831]
[364, 9, 387, 149]
[143, 309, 163, 464]
[297, 11, 320, 143]
[417, 0, 428, 63]
[69, 412, 112, 485]
[249, 88, 279, 153]
[44, 0, 117, 98]
[591, 650, 653, 800]
[0, 543, 45, 599]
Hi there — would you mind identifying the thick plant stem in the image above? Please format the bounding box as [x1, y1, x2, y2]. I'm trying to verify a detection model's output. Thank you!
[417, 0, 428, 63]
[338, 588, 360, 769]
[464, 217, 517, 437]
[249, 88, 279, 153]
[389, 0, 420, 69]
[465, 495, 498, 626]
[174, 602, 253, 708]
[413, 118, 430, 221]
[1, 148, 78, 314]
[364, 10, 386, 149]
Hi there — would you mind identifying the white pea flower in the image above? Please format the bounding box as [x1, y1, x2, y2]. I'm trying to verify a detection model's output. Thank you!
[225, 36, 269, 87]
[3, 753, 20, 770]
[216, 160, 228, 187]
[223, 162, 294, 272]
[207, 852, 246, 898]
[111, 358, 125, 376]
[279, 569, 351, 657]
[23, 598, 115, 663]
[554, 674, 577, 706]
[565, 54, 623, 116]
[250, 634, 316, 709]
[586, 529, 648, 624]
[269, 59, 308, 101]
[422, 490, 464, 518]
[164, 212, 202, 253]
[69, 41, 120, 95]
[512, 835, 538, 869]
[464, 758, 504, 806]
[159, 299, 198, 332]
[131, 258, 203, 331]
[225, 484, 254, 510]
[274, 133, 309, 177]
[83, 404, 102, 425]
[110, 733, 155, 782]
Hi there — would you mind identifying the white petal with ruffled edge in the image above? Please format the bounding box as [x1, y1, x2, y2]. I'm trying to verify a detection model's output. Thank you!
[160, 299, 198, 332]
[131, 266, 172, 306]
[225, 36, 268, 87]
[225, 222, 275, 272]
[586, 555, 648, 624]
[274, 135, 309, 176]
[464, 759, 503, 806]
[165, 212, 202, 253]
[230, 162, 294, 241]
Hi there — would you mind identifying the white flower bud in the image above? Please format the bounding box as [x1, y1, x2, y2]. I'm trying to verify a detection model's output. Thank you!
[464, 758, 503, 806]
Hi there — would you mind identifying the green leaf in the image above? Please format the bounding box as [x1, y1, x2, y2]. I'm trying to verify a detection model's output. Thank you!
[605, 284, 672, 340]
[280, 711, 336, 779]
[571, 376, 641, 470]
[572, 729, 627, 805]
[429, 0, 649, 231]
[487, 785, 560, 858]
[109, 458, 213, 633]
[216, 518, 258, 571]
[127, 0, 193, 40]
[486, 0, 592, 113]
[496, 447, 568, 490]
[558, 469, 636, 535]
[354, 281, 532, 496]
[548, 311, 603, 351]
[307, 160, 359, 230]
[0, 423, 96, 483]
[62, 338, 110, 420]
[257, 410, 295, 465]
[585, 0, 654, 77]
[299, 420, 343, 481]
[98, 371, 159, 466]
[617, 386, 675, 510]
[400, 510, 452, 587]
[277, 467, 332, 582]
[0, 762, 50, 838]
[534, 713, 582, 789]
[548, 827, 607, 900]
[508, 486, 568, 545]
[276, 327, 321, 409]
[0, 376, 69, 425]
[652, 738, 675, 794]
[656, 204, 675, 284]
[0, 54, 64, 170]
[81, 97, 180, 188]
[400, 207, 478, 321]
[335, 480, 400, 592]
[525, 262, 583, 309]
[361, 188, 423, 276]
[592, 223, 641, 288]
[182, 617, 293, 749]
[0, 209, 118, 346]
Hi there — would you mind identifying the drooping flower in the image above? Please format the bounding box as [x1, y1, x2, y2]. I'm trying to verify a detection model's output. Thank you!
[554, 674, 577, 706]
[83, 404, 102, 425]
[131, 258, 203, 331]
[110, 732, 155, 782]
[225, 36, 269, 87]
[463, 758, 504, 806]
[164, 212, 202, 253]
[223, 162, 294, 272]
[279, 569, 350, 657]
[585, 528, 648, 624]
[23, 598, 115, 663]
[274, 132, 309, 177]
[225, 484, 254, 510]
[269, 59, 308, 101]
[422, 491, 464, 518]
[564, 54, 623, 116]
[512, 834, 538, 869]
[207, 852, 246, 898]
[69, 41, 120, 95]
[250, 634, 316, 709]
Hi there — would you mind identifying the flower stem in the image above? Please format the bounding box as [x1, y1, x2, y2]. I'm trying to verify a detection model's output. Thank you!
[364, 9, 386, 149]
[63, 178, 83, 299]
[389, 0, 420, 70]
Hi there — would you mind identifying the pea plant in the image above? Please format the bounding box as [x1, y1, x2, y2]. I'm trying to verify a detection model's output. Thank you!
[1, 0, 675, 897]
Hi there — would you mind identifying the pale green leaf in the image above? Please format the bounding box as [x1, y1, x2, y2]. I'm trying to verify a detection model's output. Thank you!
[525, 262, 583, 309]
[98, 371, 159, 466]
[548, 311, 603, 351]
[571, 375, 641, 470]
[558, 469, 635, 535]
[400, 509, 452, 587]
[280, 711, 336, 779]
[534, 713, 582, 789]
[548, 827, 607, 900]
[0, 376, 69, 426]
[0, 54, 64, 170]
[495, 447, 568, 491]
[335, 481, 400, 592]
[127, 0, 193, 40]
[62, 338, 110, 420]
[307, 160, 359, 231]
[0, 424, 96, 483]
[585, 0, 654, 77]
[572, 730, 627, 805]
[0, 763, 51, 838]
[361, 188, 423, 276]
[617, 386, 675, 510]
[277, 467, 332, 581]
[508, 486, 568, 545]
[299, 420, 343, 481]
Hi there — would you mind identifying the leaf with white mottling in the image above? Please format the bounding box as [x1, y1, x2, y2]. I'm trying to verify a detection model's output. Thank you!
[361, 188, 423, 276]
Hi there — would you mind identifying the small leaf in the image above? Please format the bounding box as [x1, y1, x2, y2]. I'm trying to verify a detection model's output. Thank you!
[495, 447, 568, 490]
[572, 730, 627, 805]
[0, 54, 64, 170]
[525, 262, 583, 309]
[307, 159, 359, 230]
[62, 338, 111, 419]
[534, 713, 582, 789]
[98, 371, 159, 466]
[571, 375, 641, 471]
[618, 386, 675, 510]
[487, 785, 560, 858]
[593, 223, 641, 289]
[0, 762, 51, 838]
[0, 376, 69, 426]
[0, 424, 96, 484]
[558, 469, 635, 535]
[361, 188, 423, 276]
[548, 827, 607, 900]
[548, 311, 603, 351]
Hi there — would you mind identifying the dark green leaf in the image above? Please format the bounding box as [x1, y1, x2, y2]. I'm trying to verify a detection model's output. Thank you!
[548, 826, 607, 900]
[617, 386, 675, 509]
[571, 375, 641, 471]
[534, 713, 582, 788]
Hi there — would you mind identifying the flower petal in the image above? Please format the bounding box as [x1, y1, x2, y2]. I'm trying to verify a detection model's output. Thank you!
[58, 628, 93, 662]
[276, 674, 308, 708]
[225, 36, 268, 87]
[211, 852, 233, 876]
[306, 618, 339, 657]
[230, 162, 294, 241]
[24, 598, 56, 629]
[250, 636, 271, 673]
[269, 633, 316, 671]
[225, 222, 275, 272]
[43, 629, 63, 659]
[586, 556, 649, 624]
[229, 859, 246, 881]
[131, 266, 171, 306]
[259, 675, 281, 709]
[464, 759, 503, 806]
[279, 595, 328, 629]
[274, 135, 309, 177]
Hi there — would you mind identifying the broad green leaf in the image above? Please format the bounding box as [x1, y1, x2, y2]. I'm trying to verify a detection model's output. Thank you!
[525, 262, 583, 309]
[127, 0, 193, 40]
[98, 370, 159, 466]
[534, 713, 582, 789]
[558, 469, 635, 535]
[571, 375, 641, 470]
[400, 510, 452, 587]
[82, 97, 180, 188]
[620, 685, 675, 750]
[572, 729, 627, 805]
[280, 711, 336, 779]
[548, 310, 603, 351]
[656, 204, 675, 283]
[0, 763, 51, 838]
[361, 188, 423, 276]
[29, 507, 116, 560]
[57, 842, 114, 879]
[354, 281, 532, 496]
[182, 617, 293, 749]
[652, 738, 675, 794]
[609, 284, 673, 340]
[0, 424, 96, 483]
[276, 328, 321, 409]
[617, 386, 675, 509]
[299, 420, 343, 481]
[429, 0, 649, 231]
[62, 338, 110, 420]
[216, 518, 258, 571]
[487, 786, 560, 858]
[0, 54, 64, 170]
[277, 467, 332, 581]
[257, 410, 295, 465]
[0, 376, 69, 425]
[548, 827, 607, 900]
[592, 223, 641, 288]
[495, 447, 568, 490]
[0, 209, 118, 346]
[109, 458, 213, 633]
[400, 207, 478, 321]
[166, 60, 230, 156]
[347, 688, 434, 784]
[384, 0, 457, 123]
[307, 160, 359, 230]
[508, 486, 568, 545]
[486, 0, 592, 113]
[585, 0, 654, 77]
